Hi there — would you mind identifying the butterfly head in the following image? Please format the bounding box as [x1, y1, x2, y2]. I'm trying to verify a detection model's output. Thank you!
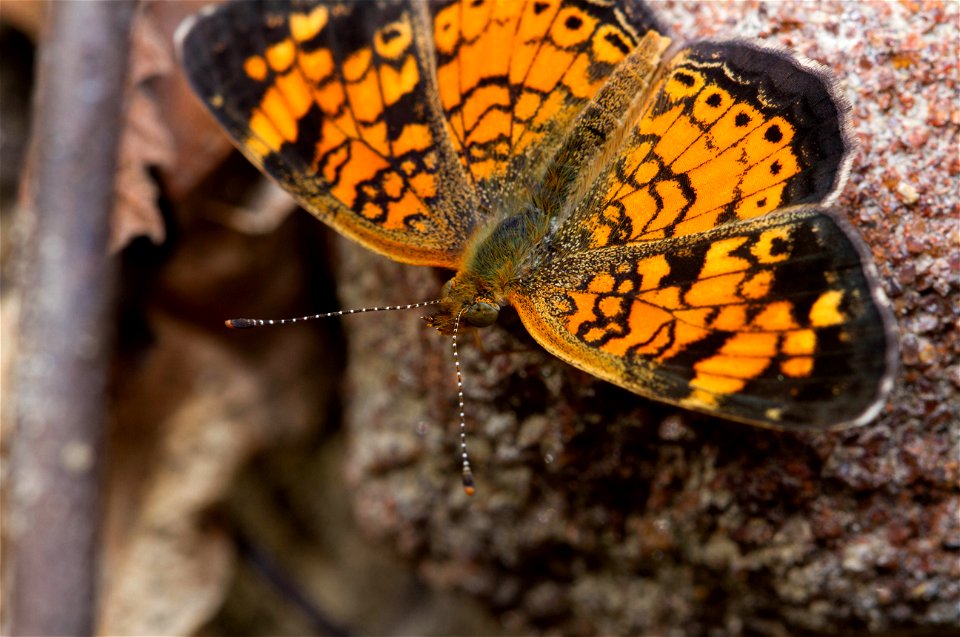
[426, 274, 502, 334]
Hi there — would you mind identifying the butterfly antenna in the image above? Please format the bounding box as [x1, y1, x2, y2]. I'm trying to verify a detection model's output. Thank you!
[225, 300, 441, 328]
[452, 308, 476, 496]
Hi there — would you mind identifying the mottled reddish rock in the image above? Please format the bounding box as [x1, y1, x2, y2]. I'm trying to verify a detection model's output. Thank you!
[338, 1, 960, 635]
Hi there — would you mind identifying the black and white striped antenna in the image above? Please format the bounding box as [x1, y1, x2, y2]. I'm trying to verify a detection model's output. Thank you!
[225, 300, 441, 328]
[227, 298, 478, 495]
[451, 308, 476, 496]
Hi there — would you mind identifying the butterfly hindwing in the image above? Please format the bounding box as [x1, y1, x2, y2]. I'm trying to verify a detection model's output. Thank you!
[178, 0, 477, 267]
[513, 208, 895, 428]
[510, 41, 895, 428]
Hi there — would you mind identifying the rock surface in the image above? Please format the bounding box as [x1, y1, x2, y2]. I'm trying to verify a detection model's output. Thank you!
[338, 1, 959, 634]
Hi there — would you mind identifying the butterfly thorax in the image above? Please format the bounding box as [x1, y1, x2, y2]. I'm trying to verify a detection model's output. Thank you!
[428, 207, 551, 335]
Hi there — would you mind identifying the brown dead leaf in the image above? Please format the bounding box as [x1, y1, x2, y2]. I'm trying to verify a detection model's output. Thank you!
[99, 171, 337, 634]
[99, 316, 255, 635]
[100, 302, 335, 633]
[151, 0, 238, 203]
[110, 8, 177, 253]
[203, 178, 298, 236]
[0, 0, 46, 40]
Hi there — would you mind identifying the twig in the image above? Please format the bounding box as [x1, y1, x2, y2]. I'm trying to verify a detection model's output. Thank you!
[9, 2, 137, 635]
[232, 526, 353, 637]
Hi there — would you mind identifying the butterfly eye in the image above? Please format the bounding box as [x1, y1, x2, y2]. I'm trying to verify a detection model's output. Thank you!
[465, 301, 499, 327]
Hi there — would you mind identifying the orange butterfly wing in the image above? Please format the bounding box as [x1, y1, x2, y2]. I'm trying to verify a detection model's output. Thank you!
[510, 42, 896, 428]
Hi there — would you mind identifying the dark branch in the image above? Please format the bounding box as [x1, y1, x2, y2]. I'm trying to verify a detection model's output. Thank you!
[9, 2, 137, 635]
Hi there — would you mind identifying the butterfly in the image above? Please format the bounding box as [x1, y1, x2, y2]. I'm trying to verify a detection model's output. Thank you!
[177, 0, 897, 488]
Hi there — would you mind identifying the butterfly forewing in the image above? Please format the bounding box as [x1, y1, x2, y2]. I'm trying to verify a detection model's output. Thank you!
[179, 0, 477, 267]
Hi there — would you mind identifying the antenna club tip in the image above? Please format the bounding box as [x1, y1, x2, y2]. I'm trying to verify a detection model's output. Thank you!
[462, 470, 476, 496]
[225, 318, 255, 329]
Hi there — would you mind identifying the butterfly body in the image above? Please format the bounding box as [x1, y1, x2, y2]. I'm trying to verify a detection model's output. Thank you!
[178, 0, 896, 431]
[427, 207, 543, 332]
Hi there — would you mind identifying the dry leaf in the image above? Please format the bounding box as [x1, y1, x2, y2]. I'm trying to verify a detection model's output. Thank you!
[151, 0, 237, 203]
[109, 8, 177, 253]
[0, 0, 46, 40]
